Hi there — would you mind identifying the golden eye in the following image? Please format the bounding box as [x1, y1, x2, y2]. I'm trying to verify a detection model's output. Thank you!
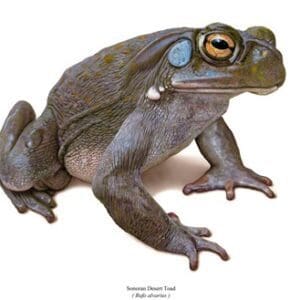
[204, 33, 235, 59]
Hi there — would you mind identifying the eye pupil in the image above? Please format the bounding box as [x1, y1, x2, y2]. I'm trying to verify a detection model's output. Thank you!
[211, 38, 229, 49]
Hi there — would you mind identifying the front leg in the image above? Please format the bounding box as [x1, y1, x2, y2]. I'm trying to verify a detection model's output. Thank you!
[92, 109, 228, 270]
[183, 118, 275, 200]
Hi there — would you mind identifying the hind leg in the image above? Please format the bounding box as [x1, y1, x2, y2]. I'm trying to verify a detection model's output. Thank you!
[0, 101, 71, 222]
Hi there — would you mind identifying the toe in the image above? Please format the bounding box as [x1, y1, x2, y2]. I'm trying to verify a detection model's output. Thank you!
[198, 228, 212, 237]
[187, 227, 212, 237]
[258, 176, 273, 186]
[19, 191, 56, 223]
[225, 180, 235, 201]
[246, 168, 273, 186]
[11, 196, 28, 213]
[262, 186, 276, 198]
[182, 184, 195, 195]
[183, 183, 212, 195]
[240, 179, 276, 198]
[250, 171, 273, 186]
[183, 175, 211, 195]
[186, 245, 199, 271]
[1, 184, 28, 213]
[195, 238, 229, 261]
[168, 212, 212, 238]
[167, 212, 180, 222]
[32, 190, 56, 208]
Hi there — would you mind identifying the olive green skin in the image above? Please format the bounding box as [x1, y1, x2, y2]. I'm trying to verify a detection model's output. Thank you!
[0, 23, 285, 270]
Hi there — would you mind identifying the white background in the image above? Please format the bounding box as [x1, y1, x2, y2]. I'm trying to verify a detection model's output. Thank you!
[0, 0, 299, 299]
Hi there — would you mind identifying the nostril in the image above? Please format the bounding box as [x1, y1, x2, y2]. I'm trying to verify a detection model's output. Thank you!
[246, 26, 276, 46]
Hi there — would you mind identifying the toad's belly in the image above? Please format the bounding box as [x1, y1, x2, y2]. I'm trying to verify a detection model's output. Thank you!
[64, 133, 195, 183]
[64, 122, 114, 183]
[65, 148, 102, 183]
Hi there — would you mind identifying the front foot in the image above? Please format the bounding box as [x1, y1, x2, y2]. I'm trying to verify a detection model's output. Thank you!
[167, 212, 229, 270]
[183, 166, 275, 200]
[1, 182, 57, 223]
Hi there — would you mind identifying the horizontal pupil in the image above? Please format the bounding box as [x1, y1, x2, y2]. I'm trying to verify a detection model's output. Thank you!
[211, 38, 229, 50]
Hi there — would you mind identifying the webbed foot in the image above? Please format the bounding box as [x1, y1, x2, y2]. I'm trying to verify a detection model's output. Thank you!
[183, 166, 275, 200]
[167, 212, 229, 270]
[1, 182, 57, 223]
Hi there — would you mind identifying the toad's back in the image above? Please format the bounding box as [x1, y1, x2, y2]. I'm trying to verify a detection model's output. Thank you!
[47, 27, 189, 129]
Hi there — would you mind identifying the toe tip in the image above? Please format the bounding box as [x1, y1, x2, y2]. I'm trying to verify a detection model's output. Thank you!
[202, 229, 212, 238]
[49, 200, 57, 208]
[221, 251, 230, 261]
[46, 214, 57, 224]
[183, 186, 192, 195]
[189, 259, 199, 271]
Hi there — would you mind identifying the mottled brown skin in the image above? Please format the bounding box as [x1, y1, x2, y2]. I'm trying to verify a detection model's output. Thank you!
[0, 23, 285, 270]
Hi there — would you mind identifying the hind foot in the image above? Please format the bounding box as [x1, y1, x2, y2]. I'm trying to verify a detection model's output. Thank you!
[0, 101, 71, 221]
[1, 181, 57, 223]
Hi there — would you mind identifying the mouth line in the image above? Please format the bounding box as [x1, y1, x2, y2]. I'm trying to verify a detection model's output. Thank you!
[172, 86, 278, 95]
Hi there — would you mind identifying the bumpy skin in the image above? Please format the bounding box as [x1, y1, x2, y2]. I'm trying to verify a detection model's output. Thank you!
[0, 23, 285, 270]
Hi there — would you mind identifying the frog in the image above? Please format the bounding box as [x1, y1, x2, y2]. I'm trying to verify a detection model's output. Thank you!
[0, 23, 285, 270]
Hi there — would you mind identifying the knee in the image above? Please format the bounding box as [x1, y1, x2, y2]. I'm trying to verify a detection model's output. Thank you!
[0, 153, 34, 191]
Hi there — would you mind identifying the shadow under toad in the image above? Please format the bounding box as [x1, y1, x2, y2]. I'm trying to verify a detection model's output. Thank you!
[142, 155, 208, 195]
